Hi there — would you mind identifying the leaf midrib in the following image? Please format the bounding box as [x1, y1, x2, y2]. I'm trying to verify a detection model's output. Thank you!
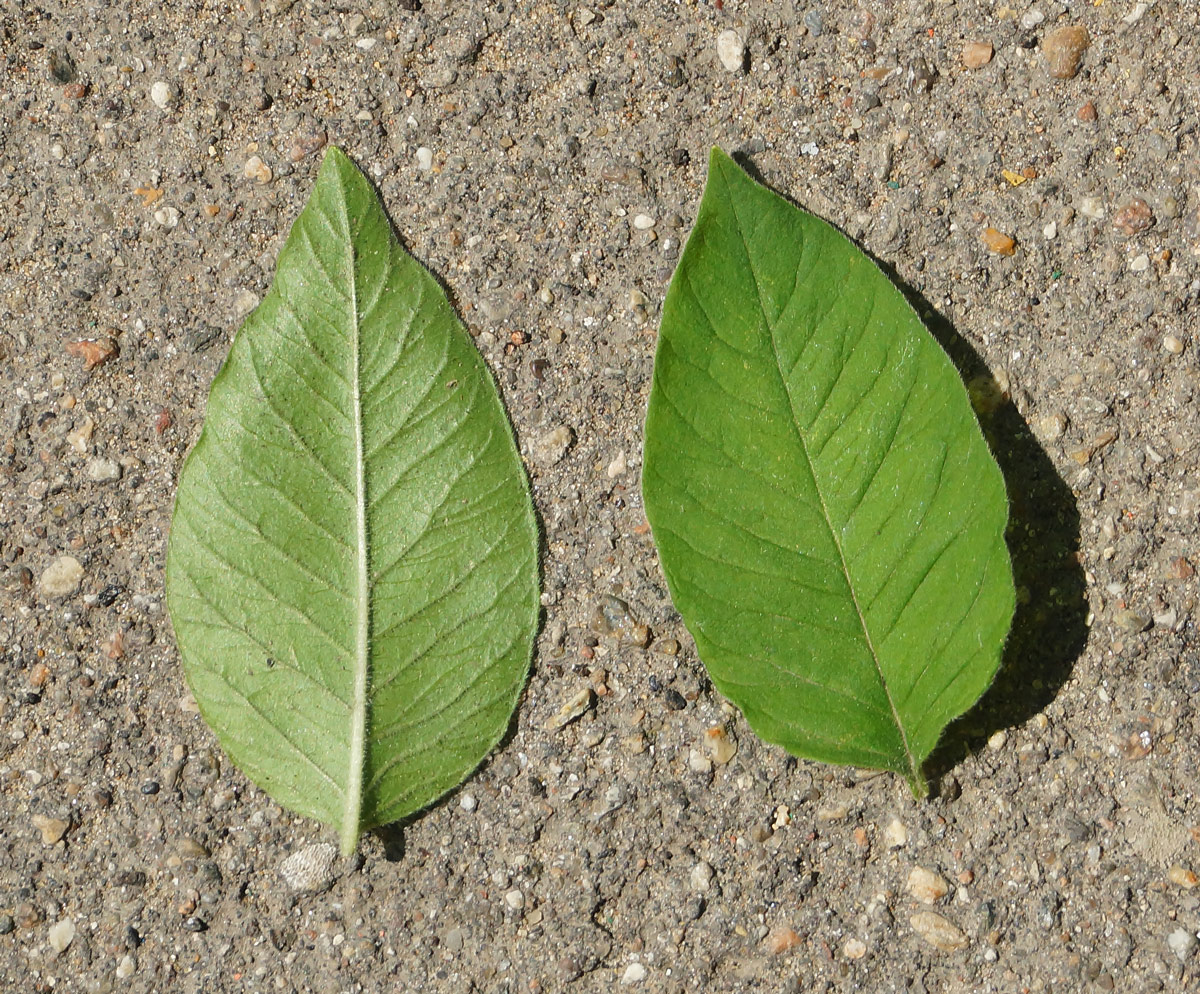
[341, 188, 371, 857]
[719, 163, 919, 784]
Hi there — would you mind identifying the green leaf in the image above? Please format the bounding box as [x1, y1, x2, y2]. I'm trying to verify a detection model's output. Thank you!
[165, 147, 539, 854]
[642, 148, 1014, 794]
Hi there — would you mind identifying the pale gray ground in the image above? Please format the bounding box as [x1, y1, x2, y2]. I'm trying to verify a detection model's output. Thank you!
[2, 1, 1199, 992]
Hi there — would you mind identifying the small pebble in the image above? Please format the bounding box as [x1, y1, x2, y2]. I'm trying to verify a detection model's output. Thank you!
[459, 793, 477, 812]
[65, 337, 118, 370]
[243, 155, 272, 184]
[116, 955, 136, 978]
[415, 146, 433, 171]
[1162, 335, 1185, 355]
[86, 457, 121, 483]
[766, 926, 802, 954]
[716, 30, 746, 73]
[961, 41, 993, 69]
[32, 814, 70, 845]
[39, 556, 84, 599]
[702, 725, 738, 765]
[1129, 254, 1150, 273]
[48, 918, 75, 953]
[279, 843, 338, 893]
[1043, 220, 1057, 240]
[907, 866, 950, 904]
[883, 817, 908, 848]
[1079, 196, 1105, 219]
[543, 686, 593, 730]
[505, 888, 525, 911]
[1113, 198, 1155, 235]
[804, 10, 825, 36]
[606, 450, 628, 478]
[1042, 25, 1090, 79]
[1168, 865, 1199, 889]
[621, 963, 647, 985]
[981, 227, 1016, 256]
[843, 937, 867, 960]
[987, 729, 1008, 751]
[1167, 928, 1196, 963]
[1076, 100, 1097, 122]
[149, 81, 174, 110]
[910, 911, 969, 952]
[632, 213, 655, 230]
[0, 915, 13, 935]
[532, 425, 575, 467]
[689, 861, 715, 893]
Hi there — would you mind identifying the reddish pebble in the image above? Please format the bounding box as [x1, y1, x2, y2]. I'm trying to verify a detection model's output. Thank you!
[1168, 556, 1195, 581]
[1076, 100, 1097, 122]
[155, 408, 173, 434]
[766, 926, 803, 955]
[1113, 198, 1155, 236]
[65, 337, 118, 370]
[63, 82, 87, 99]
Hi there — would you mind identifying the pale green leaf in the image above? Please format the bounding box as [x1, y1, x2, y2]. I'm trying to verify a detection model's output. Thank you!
[642, 148, 1014, 794]
[166, 147, 538, 853]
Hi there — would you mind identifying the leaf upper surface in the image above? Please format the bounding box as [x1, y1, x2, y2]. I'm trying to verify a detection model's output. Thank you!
[642, 148, 1014, 792]
[166, 147, 538, 853]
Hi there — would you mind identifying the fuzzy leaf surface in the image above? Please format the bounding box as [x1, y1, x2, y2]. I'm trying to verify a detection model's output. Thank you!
[643, 148, 1014, 792]
[166, 147, 538, 853]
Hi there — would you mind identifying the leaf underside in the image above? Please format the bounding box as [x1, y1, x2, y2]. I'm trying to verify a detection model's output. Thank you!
[643, 148, 1014, 793]
[166, 147, 538, 854]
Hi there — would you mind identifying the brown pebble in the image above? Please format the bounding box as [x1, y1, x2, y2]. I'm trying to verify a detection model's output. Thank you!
[1113, 198, 1155, 236]
[65, 337, 118, 370]
[1168, 866, 1199, 889]
[63, 82, 87, 99]
[28, 662, 51, 689]
[766, 926, 802, 955]
[1167, 556, 1195, 581]
[1076, 100, 1097, 122]
[1042, 25, 1090, 80]
[961, 41, 993, 69]
[981, 227, 1017, 256]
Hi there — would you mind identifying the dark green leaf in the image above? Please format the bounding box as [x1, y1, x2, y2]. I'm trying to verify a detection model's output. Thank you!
[643, 148, 1014, 794]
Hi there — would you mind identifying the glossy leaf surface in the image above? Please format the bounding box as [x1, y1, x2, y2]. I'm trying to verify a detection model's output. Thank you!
[643, 148, 1014, 793]
[167, 148, 538, 853]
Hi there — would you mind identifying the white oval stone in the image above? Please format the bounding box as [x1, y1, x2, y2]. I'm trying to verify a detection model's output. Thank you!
[716, 30, 746, 73]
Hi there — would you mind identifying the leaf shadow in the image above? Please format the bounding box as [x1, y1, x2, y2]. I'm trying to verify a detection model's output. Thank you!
[730, 148, 1088, 786]
[878, 266, 1089, 790]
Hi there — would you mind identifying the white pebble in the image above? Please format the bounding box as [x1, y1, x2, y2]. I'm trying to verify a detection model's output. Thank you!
[690, 860, 715, 893]
[1129, 253, 1150, 272]
[907, 866, 950, 904]
[621, 963, 647, 984]
[716, 30, 746, 73]
[606, 450, 627, 478]
[153, 207, 180, 228]
[150, 81, 174, 110]
[459, 793, 477, 812]
[1042, 220, 1057, 240]
[843, 937, 867, 959]
[1167, 927, 1196, 963]
[279, 843, 338, 893]
[883, 817, 908, 848]
[86, 456, 121, 483]
[987, 729, 1008, 751]
[632, 213, 655, 230]
[39, 556, 84, 598]
[115, 955, 136, 979]
[1162, 334, 1185, 354]
[48, 918, 75, 953]
[416, 146, 433, 171]
[504, 888, 525, 911]
[1078, 196, 1105, 220]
